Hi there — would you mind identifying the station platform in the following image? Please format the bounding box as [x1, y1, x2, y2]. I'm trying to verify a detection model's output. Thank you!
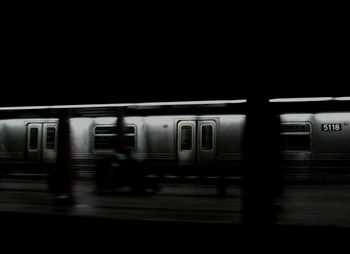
[2, 178, 350, 242]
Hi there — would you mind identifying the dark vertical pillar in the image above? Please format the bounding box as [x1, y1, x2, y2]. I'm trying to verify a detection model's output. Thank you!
[242, 96, 283, 227]
[0, 112, 4, 182]
[116, 108, 125, 153]
[53, 109, 74, 205]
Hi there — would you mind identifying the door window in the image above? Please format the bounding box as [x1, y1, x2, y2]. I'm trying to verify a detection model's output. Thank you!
[180, 125, 193, 150]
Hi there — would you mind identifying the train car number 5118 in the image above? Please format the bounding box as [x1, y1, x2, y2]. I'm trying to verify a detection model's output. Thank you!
[322, 123, 342, 131]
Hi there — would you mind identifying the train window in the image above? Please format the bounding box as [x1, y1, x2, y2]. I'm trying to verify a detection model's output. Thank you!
[94, 125, 117, 152]
[29, 128, 39, 150]
[201, 125, 213, 150]
[46, 127, 56, 149]
[93, 125, 136, 152]
[124, 126, 135, 134]
[123, 136, 136, 151]
[95, 126, 116, 135]
[123, 126, 136, 151]
[280, 123, 312, 151]
[180, 125, 192, 150]
[94, 136, 117, 151]
[281, 135, 310, 150]
[281, 124, 311, 133]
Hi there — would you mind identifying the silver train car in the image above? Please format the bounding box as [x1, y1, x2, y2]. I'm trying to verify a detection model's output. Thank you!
[1, 112, 350, 179]
[69, 115, 245, 176]
[280, 113, 350, 179]
[0, 119, 58, 172]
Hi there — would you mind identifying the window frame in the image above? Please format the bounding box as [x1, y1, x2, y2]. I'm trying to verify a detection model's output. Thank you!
[280, 122, 312, 152]
[45, 126, 57, 150]
[179, 124, 194, 151]
[92, 124, 137, 153]
[200, 124, 214, 151]
[28, 127, 40, 151]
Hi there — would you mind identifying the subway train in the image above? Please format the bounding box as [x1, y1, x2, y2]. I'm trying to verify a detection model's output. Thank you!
[0, 99, 350, 180]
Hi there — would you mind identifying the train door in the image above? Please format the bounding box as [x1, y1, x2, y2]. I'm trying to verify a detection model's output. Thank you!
[177, 121, 196, 166]
[197, 120, 216, 166]
[177, 120, 216, 166]
[27, 122, 58, 162]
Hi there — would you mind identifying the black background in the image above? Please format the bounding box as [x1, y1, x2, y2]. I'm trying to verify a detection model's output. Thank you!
[1, 7, 350, 245]
[1, 10, 349, 106]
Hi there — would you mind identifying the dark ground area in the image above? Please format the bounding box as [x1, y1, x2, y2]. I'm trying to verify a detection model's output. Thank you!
[1, 178, 350, 244]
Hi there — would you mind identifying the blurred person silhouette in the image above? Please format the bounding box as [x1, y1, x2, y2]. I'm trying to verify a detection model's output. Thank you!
[96, 109, 159, 194]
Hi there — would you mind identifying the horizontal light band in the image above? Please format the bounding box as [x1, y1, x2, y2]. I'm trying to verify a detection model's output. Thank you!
[334, 97, 350, 101]
[269, 97, 334, 103]
[0, 100, 247, 111]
